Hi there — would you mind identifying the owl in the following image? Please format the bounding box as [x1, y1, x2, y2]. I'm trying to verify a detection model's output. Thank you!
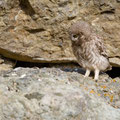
[69, 20, 111, 80]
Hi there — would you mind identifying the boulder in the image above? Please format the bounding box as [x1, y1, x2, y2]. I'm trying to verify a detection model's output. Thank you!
[0, 0, 120, 66]
[0, 67, 120, 120]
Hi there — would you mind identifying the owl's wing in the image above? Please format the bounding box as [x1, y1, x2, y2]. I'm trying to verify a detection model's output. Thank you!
[95, 36, 108, 57]
[94, 35, 112, 70]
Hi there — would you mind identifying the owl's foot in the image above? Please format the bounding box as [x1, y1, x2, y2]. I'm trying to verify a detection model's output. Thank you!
[84, 69, 91, 78]
[94, 69, 100, 80]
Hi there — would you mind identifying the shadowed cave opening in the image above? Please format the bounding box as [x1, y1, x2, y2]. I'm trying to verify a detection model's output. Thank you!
[106, 67, 120, 78]
[15, 61, 120, 79]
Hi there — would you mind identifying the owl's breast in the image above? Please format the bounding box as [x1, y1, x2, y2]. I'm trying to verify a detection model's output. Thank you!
[72, 44, 85, 66]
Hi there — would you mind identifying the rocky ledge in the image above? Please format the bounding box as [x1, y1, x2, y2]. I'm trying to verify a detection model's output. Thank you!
[0, 67, 120, 120]
[0, 0, 120, 66]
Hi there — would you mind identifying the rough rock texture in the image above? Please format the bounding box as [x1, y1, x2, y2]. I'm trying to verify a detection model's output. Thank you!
[0, 0, 120, 66]
[0, 55, 16, 72]
[0, 67, 120, 120]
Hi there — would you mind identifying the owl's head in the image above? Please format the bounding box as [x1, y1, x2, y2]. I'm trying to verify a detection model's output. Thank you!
[69, 20, 92, 44]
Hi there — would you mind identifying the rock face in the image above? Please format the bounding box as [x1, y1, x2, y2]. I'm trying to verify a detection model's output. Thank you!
[0, 67, 120, 120]
[0, 0, 120, 66]
[0, 55, 16, 72]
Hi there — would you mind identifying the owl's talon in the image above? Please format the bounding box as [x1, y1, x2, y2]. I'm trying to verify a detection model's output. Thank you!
[95, 79, 98, 82]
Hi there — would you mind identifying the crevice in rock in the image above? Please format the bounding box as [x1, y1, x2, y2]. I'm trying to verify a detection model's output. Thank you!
[15, 61, 120, 78]
[15, 61, 49, 68]
[25, 92, 44, 100]
[19, 0, 35, 16]
[116, 0, 120, 3]
[15, 61, 83, 72]
[106, 67, 120, 78]
[25, 28, 45, 33]
[58, 1, 70, 7]
[100, 9, 115, 14]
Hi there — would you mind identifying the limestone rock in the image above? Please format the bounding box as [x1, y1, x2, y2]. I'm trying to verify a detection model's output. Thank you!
[0, 67, 120, 120]
[0, 0, 120, 66]
[109, 58, 120, 67]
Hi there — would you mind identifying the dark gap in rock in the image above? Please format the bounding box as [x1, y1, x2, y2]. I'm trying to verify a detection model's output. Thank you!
[15, 61, 85, 75]
[58, 1, 69, 7]
[25, 28, 45, 33]
[68, 16, 76, 20]
[100, 10, 115, 14]
[116, 0, 120, 3]
[19, 0, 35, 16]
[15, 61, 120, 78]
[106, 67, 120, 78]
[15, 61, 49, 68]
[25, 92, 44, 100]
[15, 61, 85, 73]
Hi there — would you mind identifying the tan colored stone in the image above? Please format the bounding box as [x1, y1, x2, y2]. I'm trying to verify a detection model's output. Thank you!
[0, 0, 120, 66]
[109, 58, 120, 67]
[0, 56, 16, 72]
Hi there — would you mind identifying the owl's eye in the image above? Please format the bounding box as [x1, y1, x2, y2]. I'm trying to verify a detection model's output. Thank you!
[73, 34, 78, 38]
[71, 34, 79, 41]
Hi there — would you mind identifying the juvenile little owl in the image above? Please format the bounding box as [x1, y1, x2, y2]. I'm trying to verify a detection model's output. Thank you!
[69, 20, 111, 80]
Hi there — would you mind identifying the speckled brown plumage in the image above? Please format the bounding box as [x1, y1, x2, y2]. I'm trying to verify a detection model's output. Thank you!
[69, 20, 111, 80]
